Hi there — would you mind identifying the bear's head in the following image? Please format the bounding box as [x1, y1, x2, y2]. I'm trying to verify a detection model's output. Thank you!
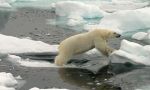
[109, 31, 121, 38]
[96, 29, 121, 40]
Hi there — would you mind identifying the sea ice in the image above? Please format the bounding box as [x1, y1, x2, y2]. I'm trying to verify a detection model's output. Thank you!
[85, 7, 150, 36]
[0, 72, 21, 90]
[132, 31, 150, 44]
[111, 40, 150, 65]
[0, 0, 12, 8]
[52, 1, 104, 26]
[6, 55, 58, 67]
[0, 34, 58, 55]
[0, 72, 18, 87]
[54, 1, 104, 18]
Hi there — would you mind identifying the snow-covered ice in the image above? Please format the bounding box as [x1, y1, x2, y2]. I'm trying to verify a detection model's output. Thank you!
[85, 7, 150, 36]
[132, 31, 150, 44]
[66, 14, 86, 26]
[29, 87, 69, 90]
[0, 34, 58, 55]
[52, 1, 105, 26]
[0, 34, 59, 67]
[0, 72, 21, 90]
[6, 55, 58, 67]
[111, 40, 150, 65]
[0, 0, 12, 8]
[132, 32, 148, 40]
[0, 72, 18, 87]
[0, 86, 15, 90]
[54, 1, 104, 18]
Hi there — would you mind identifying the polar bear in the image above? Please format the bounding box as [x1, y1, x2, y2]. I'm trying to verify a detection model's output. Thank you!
[55, 29, 121, 66]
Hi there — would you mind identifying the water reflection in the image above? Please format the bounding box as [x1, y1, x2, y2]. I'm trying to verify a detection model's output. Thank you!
[58, 68, 121, 90]
[0, 10, 11, 31]
[111, 63, 145, 74]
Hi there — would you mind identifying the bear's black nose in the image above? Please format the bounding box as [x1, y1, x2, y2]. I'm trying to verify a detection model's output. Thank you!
[116, 34, 121, 38]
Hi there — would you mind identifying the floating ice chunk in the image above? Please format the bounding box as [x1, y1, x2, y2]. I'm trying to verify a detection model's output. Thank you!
[132, 32, 148, 40]
[0, 86, 15, 90]
[86, 7, 150, 35]
[53, 1, 105, 26]
[132, 31, 150, 44]
[54, 1, 104, 19]
[6, 55, 58, 67]
[85, 48, 102, 56]
[29, 87, 69, 90]
[67, 14, 86, 26]
[0, 72, 18, 87]
[0, 0, 12, 8]
[0, 34, 58, 55]
[15, 75, 22, 80]
[0, 72, 24, 90]
[18, 60, 57, 67]
[111, 40, 150, 65]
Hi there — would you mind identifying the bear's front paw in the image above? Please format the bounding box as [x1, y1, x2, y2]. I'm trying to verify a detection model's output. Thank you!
[54, 58, 65, 66]
[105, 48, 116, 56]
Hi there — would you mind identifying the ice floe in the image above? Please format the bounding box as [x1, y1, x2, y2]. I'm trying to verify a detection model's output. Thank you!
[132, 31, 150, 44]
[54, 1, 104, 18]
[111, 40, 150, 65]
[0, 34, 59, 67]
[52, 1, 105, 26]
[6, 55, 57, 67]
[0, 0, 12, 8]
[0, 72, 18, 87]
[85, 7, 150, 36]
[0, 72, 22, 90]
[0, 34, 58, 55]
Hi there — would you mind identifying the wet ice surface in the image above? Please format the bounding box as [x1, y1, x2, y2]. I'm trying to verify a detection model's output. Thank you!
[0, 0, 150, 90]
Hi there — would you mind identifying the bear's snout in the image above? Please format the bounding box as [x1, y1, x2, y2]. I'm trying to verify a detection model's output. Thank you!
[116, 34, 121, 38]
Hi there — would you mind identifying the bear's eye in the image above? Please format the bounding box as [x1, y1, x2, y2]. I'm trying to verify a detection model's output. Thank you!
[113, 32, 117, 34]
